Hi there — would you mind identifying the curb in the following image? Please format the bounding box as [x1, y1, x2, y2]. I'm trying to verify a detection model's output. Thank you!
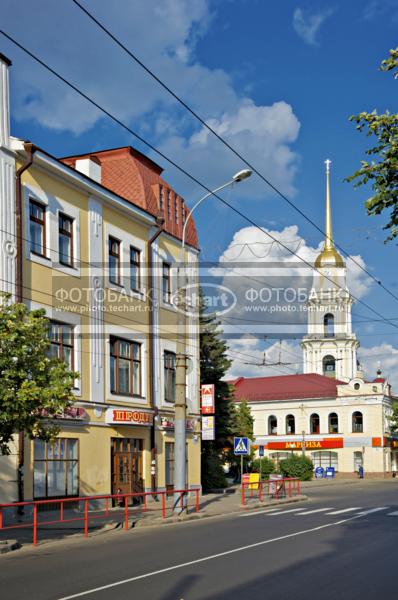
[133, 495, 308, 529]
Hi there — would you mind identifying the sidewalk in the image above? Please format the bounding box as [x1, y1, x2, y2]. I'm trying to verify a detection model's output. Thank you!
[0, 488, 306, 549]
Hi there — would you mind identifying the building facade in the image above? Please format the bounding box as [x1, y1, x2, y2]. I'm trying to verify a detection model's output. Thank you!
[232, 161, 396, 476]
[0, 54, 201, 503]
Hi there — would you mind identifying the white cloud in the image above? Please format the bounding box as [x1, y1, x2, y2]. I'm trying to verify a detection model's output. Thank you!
[363, 0, 398, 22]
[226, 337, 302, 380]
[292, 7, 335, 46]
[1, 0, 300, 200]
[211, 223, 373, 376]
[358, 344, 398, 390]
[158, 99, 300, 199]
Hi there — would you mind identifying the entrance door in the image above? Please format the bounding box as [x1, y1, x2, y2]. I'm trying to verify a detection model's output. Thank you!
[111, 438, 143, 497]
[353, 451, 363, 473]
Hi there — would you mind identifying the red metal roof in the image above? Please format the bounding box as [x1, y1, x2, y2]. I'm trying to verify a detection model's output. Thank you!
[231, 373, 348, 402]
[60, 146, 198, 248]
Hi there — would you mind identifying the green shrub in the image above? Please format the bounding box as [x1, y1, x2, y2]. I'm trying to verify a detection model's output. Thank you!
[251, 457, 275, 480]
[279, 454, 314, 481]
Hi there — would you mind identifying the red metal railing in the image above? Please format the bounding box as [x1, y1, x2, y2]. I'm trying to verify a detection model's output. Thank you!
[241, 477, 300, 506]
[0, 488, 200, 546]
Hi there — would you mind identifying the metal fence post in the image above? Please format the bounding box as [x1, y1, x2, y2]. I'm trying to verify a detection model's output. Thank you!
[161, 492, 166, 519]
[124, 496, 129, 530]
[33, 504, 37, 546]
[195, 489, 199, 513]
[84, 499, 89, 537]
[241, 482, 245, 506]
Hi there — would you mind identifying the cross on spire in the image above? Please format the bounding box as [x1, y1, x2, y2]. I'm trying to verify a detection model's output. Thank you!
[325, 158, 332, 172]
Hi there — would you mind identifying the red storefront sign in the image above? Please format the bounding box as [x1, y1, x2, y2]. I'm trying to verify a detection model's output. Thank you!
[201, 384, 215, 415]
[266, 438, 344, 450]
[105, 408, 153, 426]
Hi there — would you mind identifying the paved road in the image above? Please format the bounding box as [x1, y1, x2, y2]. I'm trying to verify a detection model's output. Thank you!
[1, 481, 397, 600]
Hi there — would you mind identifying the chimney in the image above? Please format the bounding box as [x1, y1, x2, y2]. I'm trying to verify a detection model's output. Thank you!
[0, 53, 12, 149]
[75, 156, 101, 184]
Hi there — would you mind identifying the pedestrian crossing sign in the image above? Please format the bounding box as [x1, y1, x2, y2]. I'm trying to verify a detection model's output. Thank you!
[234, 437, 250, 455]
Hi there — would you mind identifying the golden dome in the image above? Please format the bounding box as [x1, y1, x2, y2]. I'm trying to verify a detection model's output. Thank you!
[314, 159, 345, 269]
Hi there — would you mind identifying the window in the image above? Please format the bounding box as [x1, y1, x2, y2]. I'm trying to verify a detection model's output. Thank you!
[29, 199, 46, 256]
[159, 185, 164, 211]
[328, 412, 339, 434]
[310, 413, 320, 434]
[286, 414, 295, 434]
[270, 452, 291, 468]
[324, 313, 334, 337]
[162, 262, 171, 303]
[268, 415, 278, 435]
[323, 355, 336, 377]
[353, 451, 363, 472]
[34, 438, 78, 498]
[130, 246, 141, 291]
[58, 213, 74, 267]
[167, 190, 171, 220]
[49, 321, 74, 370]
[352, 411, 363, 433]
[110, 337, 141, 396]
[164, 351, 176, 402]
[109, 237, 121, 285]
[174, 195, 179, 224]
[312, 451, 338, 472]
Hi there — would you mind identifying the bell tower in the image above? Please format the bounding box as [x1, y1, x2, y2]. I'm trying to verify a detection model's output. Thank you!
[301, 160, 359, 381]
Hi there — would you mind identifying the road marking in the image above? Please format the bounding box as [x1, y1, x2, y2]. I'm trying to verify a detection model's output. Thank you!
[326, 508, 362, 515]
[357, 507, 388, 516]
[297, 508, 333, 515]
[56, 514, 364, 600]
[266, 508, 306, 516]
[387, 511, 398, 516]
[241, 508, 285, 517]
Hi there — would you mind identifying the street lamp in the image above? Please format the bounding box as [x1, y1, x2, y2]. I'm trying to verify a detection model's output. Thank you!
[173, 168, 252, 514]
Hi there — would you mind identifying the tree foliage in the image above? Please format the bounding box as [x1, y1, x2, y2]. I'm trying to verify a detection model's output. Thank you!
[200, 290, 238, 489]
[251, 457, 275, 479]
[0, 296, 78, 454]
[388, 401, 398, 434]
[279, 454, 314, 481]
[346, 47, 398, 242]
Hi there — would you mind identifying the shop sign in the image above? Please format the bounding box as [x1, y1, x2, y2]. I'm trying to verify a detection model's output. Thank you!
[40, 407, 88, 420]
[160, 416, 196, 431]
[202, 416, 215, 440]
[105, 408, 153, 426]
[201, 384, 215, 414]
[266, 438, 343, 450]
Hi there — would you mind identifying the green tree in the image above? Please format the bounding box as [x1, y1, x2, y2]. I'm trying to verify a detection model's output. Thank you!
[200, 291, 238, 490]
[347, 48, 398, 242]
[235, 399, 254, 440]
[0, 296, 78, 455]
[388, 401, 398, 434]
[279, 454, 314, 481]
[251, 457, 275, 480]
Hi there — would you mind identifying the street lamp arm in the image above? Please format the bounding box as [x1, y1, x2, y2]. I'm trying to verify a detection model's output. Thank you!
[181, 179, 235, 251]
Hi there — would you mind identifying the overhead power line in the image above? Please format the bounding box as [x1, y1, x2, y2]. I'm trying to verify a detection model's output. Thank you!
[70, 0, 398, 306]
[1, 30, 397, 333]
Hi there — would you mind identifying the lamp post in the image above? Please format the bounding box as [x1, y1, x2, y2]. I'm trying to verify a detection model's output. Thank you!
[173, 169, 252, 514]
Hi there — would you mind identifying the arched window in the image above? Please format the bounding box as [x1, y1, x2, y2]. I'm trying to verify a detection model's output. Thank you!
[268, 415, 278, 435]
[286, 414, 295, 435]
[328, 412, 339, 434]
[352, 411, 363, 433]
[323, 355, 336, 377]
[310, 413, 320, 434]
[324, 313, 334, 337]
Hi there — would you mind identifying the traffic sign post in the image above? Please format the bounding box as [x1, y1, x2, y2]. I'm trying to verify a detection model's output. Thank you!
[234, 437, 250, 483]
[259, 445, 264, 481]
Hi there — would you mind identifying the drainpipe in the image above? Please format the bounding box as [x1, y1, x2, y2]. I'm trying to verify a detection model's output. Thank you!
[15, 142, 36, 506]
[147, 215, 165, 493]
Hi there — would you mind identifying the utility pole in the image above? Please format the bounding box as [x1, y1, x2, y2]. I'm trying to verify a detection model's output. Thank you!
[173, 170, 252, 514]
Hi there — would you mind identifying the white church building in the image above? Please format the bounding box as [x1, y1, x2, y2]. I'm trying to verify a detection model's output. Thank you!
[232, 162, 397, 476]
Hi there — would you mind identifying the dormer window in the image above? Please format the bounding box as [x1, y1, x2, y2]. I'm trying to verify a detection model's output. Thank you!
[159, 185, 164, 211]
[174, 195, 179, 224]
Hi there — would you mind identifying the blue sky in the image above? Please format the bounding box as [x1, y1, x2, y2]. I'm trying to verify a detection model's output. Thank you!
[2, 0, 398, 384]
